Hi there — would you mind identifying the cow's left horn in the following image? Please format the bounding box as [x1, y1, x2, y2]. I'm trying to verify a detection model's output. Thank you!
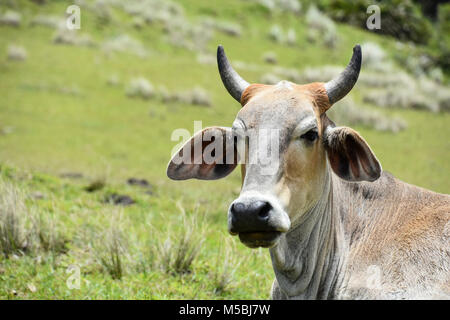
[324, 45, 362, 105]
[217, 45, 250, 102]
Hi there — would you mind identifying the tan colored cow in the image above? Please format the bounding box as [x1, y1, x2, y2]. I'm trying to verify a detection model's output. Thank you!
[167, 45, 450, 299]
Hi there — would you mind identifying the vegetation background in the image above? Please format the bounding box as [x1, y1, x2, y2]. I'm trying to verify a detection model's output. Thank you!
[0, 0, 448, 299]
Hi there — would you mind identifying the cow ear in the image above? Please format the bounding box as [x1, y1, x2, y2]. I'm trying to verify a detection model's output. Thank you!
[167, 127, 238, 180]
[324, 126, 381, 182]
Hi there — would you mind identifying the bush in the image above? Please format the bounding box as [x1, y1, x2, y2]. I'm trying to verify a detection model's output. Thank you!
[268, 25, 284, 43]
[126, 77, 155, 100]
[250, 0, 301, 15]
[0, 11, 21, 27]
[30, 15, 64, 29]
[262, 51, 278, 64]
[260, 73, 282, 84]
[328, 98, 407, 133]
[286, 28, 296, 46]
[319, 0, 433, 45]
[102, 34, 147, 57]
[53, 27, 95, 47]
[7, 45, 27, 61]
[361, 42, 387, 70]
[215, 21, 242, 37]
[162, 87, 212, 107]
[306, 4, 338, 48]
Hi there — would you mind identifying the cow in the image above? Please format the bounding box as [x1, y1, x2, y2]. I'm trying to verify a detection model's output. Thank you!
[167, 45, 450, 299]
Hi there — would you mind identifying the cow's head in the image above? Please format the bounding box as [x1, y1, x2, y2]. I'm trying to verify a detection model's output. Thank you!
[167, 45, 381, 248]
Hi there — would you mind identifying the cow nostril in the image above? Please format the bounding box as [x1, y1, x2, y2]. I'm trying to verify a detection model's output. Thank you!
[257, 202, 272, 219]
[231, 202, 246, 215]
[231, 200, 272, 220]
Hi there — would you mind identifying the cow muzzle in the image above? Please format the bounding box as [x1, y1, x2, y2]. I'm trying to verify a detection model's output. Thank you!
[228, 195, 290, 248]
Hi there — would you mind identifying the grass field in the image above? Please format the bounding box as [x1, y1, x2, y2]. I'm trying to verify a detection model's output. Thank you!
[0, 0, 448, 299]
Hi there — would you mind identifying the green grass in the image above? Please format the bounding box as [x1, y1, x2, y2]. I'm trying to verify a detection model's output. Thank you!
[0, 0, 448, 299]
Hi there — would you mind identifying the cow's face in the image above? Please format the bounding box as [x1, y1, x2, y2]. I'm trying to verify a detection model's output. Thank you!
[167, 45, 381, 248]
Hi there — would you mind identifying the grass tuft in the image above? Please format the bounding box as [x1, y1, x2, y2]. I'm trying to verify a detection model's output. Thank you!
[158, 204, 205, 275]
[211, 237, 240, 294]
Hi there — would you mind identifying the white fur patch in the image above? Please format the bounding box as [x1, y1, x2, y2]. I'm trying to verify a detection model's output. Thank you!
[276, 80, 293, 90]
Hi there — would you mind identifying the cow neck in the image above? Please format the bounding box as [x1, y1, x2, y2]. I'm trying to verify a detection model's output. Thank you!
[269, 169, 347, 299]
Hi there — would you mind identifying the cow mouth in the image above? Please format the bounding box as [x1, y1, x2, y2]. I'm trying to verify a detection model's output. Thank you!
[238, 231, 281, 248]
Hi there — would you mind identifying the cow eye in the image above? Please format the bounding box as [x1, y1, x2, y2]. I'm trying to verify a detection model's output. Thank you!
[300, 130, 318, 142]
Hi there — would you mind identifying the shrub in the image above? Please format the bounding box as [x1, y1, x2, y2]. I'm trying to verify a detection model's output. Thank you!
[162, 87, 212, 107]
[196, 53, 215, 65]
[319, 0, 433, 45]
[361, 42, 387, 70]
[328, 98, 407, 133]
[286, 28, 296, 46]
[30, 15, 64, 29]
[251, 0, 301, 15]
[363, 88, 439, 113]
[268, 25, 284, 43]
[215, 21, 242, 37]
[53, 28, 95, 47]
[126, 77, 155, 100]
[189, 87, 212, 107]
[306, 5, 337, 48]
[262, 51, 277, 64]
[102, 34, 147, 57]
[7, 45, 27, 61]
[106, 74, 120, 86]
[260, 73, 282, 84]
[277, 0, 301, 14]
[0, 11, 21, 27]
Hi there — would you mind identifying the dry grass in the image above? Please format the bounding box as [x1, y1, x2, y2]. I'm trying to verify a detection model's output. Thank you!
[90, 212, 129, 280]
[0, 179, 67, 258]
[157, 204, 205, 274]
[211, 237, 241, 294]
[0, 180, 28, 257]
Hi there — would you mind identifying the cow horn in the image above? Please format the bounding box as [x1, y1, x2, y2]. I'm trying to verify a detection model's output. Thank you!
[324, 45, 362, 105]
[217, 45, 250, 102]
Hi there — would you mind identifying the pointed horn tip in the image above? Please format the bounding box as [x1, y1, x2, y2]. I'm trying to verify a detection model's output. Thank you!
[353, 44, 362, 65]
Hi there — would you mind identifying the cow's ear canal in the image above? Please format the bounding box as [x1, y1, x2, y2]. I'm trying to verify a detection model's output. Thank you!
[324, 126, 381, 182]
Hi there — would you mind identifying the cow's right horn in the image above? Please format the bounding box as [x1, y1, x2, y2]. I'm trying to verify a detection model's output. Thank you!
[217, 45, 250, 103]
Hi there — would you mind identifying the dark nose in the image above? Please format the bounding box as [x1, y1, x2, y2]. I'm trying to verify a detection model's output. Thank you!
[229, 200, 273, 233]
